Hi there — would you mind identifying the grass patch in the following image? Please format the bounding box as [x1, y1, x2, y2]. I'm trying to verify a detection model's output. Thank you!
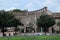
[0, 36, 60, 40]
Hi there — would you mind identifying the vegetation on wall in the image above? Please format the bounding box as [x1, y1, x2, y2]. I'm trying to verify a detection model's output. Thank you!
[12, 9, 23, 12]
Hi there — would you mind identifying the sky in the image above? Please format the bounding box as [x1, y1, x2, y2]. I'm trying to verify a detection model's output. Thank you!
[0, 0, 60, 12]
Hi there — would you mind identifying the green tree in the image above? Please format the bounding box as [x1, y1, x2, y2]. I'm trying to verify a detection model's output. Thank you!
[37, 14, 55, 34]
[12, 9, 23, 12]
[0, 10, 23, 36]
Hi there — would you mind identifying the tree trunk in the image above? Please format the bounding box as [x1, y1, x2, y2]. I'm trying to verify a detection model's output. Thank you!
[14, 27, 16, 35]
[52, 26, 54, 35]
[44, 28, 47, 35]
[14, 26, 18, 35]
[41, 27, 43, 34]
[2, 27, 5, 36]
[45, 29, 46, 35]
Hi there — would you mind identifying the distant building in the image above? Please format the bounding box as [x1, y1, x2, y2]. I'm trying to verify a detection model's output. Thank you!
[13, 7, 60, 33]
[0, 7, 60, 36]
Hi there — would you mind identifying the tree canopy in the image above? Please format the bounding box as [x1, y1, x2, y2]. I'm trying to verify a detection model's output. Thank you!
[37, 14, 55, 33]
[0, 10, 23, 36]
[12, 9, 23, 12]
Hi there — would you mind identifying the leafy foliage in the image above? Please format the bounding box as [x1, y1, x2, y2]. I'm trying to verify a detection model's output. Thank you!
[0, 10, 23, 36]
[12, 9, 23, 12]
[37, 14, 55, 33]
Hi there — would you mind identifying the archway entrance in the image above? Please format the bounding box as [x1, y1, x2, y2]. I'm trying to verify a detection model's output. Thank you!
[26, 27, 30, 33]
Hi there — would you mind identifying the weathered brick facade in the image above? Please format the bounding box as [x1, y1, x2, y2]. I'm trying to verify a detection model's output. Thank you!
[0, 7, 60, 36]
[13, 7, 59, 33]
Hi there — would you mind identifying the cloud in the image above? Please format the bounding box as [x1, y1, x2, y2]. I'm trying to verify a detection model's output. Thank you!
[42, 0, 60, 12]
[23, 0, 43, 11]
[43, 0, 59, 7]
[5, 7, 17, 11]
[54, 7, 60, 12]
[0, 0, 21, 10]
[0, 0, 60, 12]
[24, 3, 33, 9]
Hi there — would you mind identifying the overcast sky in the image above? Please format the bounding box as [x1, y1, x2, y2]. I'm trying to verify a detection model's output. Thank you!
[0, 0, 60, 12]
